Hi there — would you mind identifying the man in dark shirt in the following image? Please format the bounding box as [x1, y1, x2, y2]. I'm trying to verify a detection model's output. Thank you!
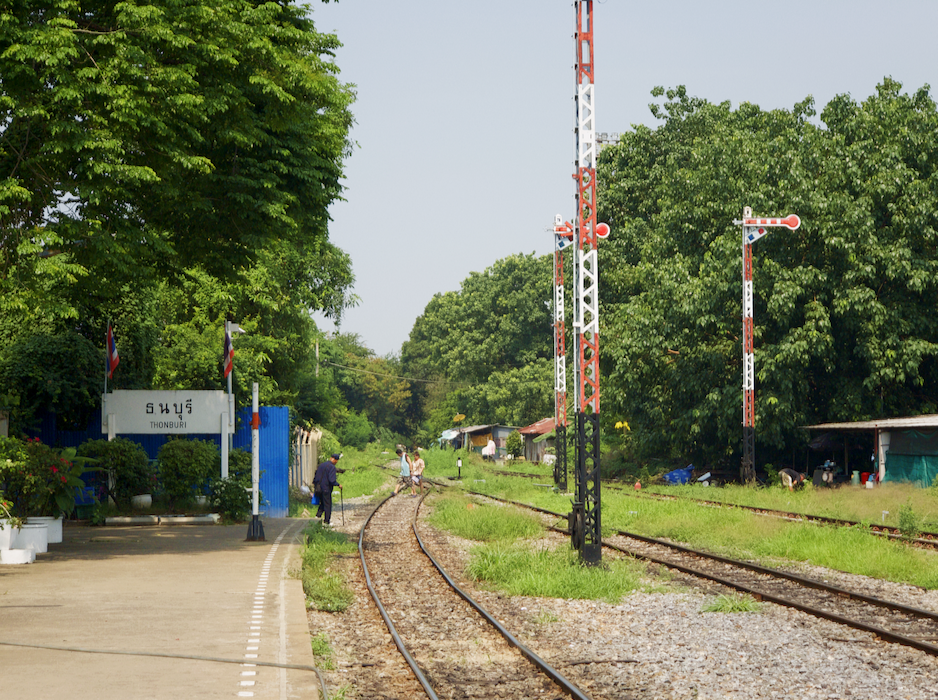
[313, 453, 343, 526]
[778, 467, 806, 492]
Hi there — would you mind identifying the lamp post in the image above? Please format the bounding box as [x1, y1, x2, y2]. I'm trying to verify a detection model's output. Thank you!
[457, 458, 462, 480]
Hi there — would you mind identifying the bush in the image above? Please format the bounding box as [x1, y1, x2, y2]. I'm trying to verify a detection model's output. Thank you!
[505, 430, 523, 459]
[209, 447, 253, 521]
[78, 438, 153, 510]
[210, 476, 251, 522]
[335, 410, 373, 449]
[157, 438, 218, 508]
[319, 428, 341, 460]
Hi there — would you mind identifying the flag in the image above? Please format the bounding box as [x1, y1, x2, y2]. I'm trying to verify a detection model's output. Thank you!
[223, 329, 234, 378]
[107, 323, 120, 379]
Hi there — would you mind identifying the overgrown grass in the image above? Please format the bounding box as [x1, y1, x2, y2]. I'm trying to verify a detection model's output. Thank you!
[641, 481, 938, 531]
[451, 458, 938, 590]
[301, 521, 357, 612]
[427, 493, 542, 541]
[467, 544, 647, 603]
[700, 593, 762, 613]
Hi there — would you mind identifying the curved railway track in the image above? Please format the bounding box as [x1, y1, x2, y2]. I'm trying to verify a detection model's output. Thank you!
[470, 491, 938, 658]
[358, 491, 592, 700]
[485, 466, 938, 548]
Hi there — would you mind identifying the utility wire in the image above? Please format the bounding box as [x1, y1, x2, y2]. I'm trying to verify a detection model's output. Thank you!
[321, 360, 470, 387]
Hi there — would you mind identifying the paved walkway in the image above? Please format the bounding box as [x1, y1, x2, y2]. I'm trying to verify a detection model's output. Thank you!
[0, 518, 318, 700]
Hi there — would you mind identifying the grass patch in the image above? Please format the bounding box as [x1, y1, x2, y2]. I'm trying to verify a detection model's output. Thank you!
[467, 544, 647, 603]
[535, 609, 561, 624]
[641, 482, 938, 531]
[310, 633, 335, 670]
[453, 460, 938, 590]
[301, 521, 357, 612]
[427, 493, 542, 541]
[700, 593, 762, 613]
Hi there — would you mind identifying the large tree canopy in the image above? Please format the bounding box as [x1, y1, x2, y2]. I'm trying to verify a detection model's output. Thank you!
[0, 1, 358, 434]
[597, 80, 938, 469]
[1, 0, 354, 299]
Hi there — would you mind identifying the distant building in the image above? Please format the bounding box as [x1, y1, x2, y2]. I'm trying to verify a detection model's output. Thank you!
[518, 417, 555, 463]
[802, 415, 938, 487]
[443, 424, 519, 461]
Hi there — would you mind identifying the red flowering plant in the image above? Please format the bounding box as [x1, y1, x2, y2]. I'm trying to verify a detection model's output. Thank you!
[21, 438, 95, 517]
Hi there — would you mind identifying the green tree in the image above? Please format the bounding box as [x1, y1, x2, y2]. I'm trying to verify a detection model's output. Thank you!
[402, 253, 554, 430]
[597, 81, 938, 471]
[1, 0, 354, 296]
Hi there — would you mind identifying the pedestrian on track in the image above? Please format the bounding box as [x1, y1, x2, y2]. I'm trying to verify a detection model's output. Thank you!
[411, 447, 427, 495]
[393, 447, 415, 497]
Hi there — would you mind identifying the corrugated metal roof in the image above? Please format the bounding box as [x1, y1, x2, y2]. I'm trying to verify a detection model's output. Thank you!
[458, 424, 493, 434]
[802, 414, 938, 431]
[519, 417, 555, 435]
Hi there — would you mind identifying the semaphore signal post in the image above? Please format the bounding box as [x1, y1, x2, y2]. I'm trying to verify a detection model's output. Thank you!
[734, 206, 800, 482]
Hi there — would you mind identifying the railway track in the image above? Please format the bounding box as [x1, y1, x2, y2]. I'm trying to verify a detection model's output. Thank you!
[471, 492, 938, 658]
[358, 491, 591, 700]
[485, 465, 938, 548]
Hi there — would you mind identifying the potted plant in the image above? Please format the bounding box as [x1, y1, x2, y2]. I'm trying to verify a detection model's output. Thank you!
[0, 495, 25, 550]
[21, 439, 96, 543]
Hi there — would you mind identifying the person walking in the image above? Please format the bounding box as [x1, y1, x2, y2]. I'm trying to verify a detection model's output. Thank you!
[411, 448, 427, 495]
[314, 453, 343, 526]
[393, 447, 414, 496]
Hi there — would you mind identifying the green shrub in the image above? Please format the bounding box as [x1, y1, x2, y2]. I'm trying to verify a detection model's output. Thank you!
[210, 476, 251, 522]
[319, 428, 341, 460]
[158, 438, 218, 508]
[78, 438, 153, 510]
[505, 430, 523, 459]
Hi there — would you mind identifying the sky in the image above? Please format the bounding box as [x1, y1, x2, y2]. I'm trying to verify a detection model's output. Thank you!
[310, 0, 938, 357]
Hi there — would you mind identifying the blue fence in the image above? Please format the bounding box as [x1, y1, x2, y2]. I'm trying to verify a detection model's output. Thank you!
[32, 406, 290, 518]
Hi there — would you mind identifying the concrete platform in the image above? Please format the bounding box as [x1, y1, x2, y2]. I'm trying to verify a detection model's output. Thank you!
[0, 517, 318, 699]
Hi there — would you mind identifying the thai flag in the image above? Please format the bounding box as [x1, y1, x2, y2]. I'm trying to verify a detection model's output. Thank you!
[107, 323, 120, 379]
[223, 329, 234, 378]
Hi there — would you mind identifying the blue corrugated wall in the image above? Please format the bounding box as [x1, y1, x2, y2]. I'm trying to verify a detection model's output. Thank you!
[33, 405, 290, 518]
[233, 406, 289, 518]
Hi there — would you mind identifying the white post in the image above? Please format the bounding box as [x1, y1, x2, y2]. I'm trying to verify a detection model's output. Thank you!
[246, 382, 265, 540]
[252, 382, 259, 517]
[221, 412, 229, 479]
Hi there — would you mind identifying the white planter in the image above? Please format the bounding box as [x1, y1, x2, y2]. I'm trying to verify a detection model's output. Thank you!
[29, 516, 63, 544]
[0, 519, 21, 550]
[131, 494, 153, 509]
[195, 495, 208, 506]
[13, 522, 49, 554]
[0, 548, 35, 565]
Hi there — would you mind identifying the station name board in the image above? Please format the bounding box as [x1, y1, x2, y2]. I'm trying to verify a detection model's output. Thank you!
[102, 390, 229, 434]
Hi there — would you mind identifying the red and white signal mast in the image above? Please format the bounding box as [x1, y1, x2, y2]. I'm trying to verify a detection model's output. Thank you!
[553, 0, 610, 564]
[734, 207, 800, 482]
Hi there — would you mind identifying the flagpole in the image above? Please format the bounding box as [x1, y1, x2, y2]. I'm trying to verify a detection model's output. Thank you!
[104, 321, 110, 395]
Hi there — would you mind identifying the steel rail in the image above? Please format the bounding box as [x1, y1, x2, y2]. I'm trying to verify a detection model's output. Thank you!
[410, 493, 593, 700]
[358, 496, 439, 700]
[468, 491, 938, 657]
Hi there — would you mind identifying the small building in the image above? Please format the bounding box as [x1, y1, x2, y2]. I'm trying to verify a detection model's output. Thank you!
[518, 417, 555, 463]
[457, 424, 519, 460]
[802, 414, 938, 487]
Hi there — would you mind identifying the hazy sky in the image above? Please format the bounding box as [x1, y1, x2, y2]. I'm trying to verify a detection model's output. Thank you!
[311, 0, 938, 357]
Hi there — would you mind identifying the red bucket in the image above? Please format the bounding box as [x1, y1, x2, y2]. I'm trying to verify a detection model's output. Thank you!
[860, 472, 871, 484]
